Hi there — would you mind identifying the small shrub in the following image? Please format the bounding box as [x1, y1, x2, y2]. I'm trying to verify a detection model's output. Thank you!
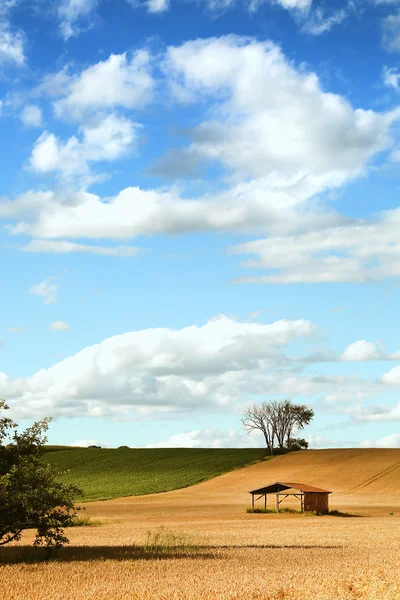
[143, 526, 197, 553]
[118, 445, 130, 449]
[69, 516, 103, 527]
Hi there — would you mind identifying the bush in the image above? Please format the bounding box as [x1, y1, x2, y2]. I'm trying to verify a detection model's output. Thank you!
[287, 438, 309, 451]
[143, 526, 198, 553]
[69, 516, 103, 527]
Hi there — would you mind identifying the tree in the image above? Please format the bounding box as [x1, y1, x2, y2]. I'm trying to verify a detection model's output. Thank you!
[242, 399, 314, 454]
[0, 400, 82, 548]
[241, 402, 276, 454]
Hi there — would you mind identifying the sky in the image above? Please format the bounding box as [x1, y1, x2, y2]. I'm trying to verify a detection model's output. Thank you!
[1, 0, 400, 449]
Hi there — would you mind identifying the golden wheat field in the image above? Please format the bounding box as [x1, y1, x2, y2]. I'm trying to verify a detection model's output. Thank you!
[2, 449, 400, 600]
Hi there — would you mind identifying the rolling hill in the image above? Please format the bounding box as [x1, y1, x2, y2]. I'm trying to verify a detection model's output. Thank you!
[44, 446, 268, 501]
[83, 449, 400, 518]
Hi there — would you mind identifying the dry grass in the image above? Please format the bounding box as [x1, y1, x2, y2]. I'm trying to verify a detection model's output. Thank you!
[1, 449, 400, 599]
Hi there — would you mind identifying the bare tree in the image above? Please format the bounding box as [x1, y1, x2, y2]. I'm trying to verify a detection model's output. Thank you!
[241, 402, 276, 455]
[242, 399, 314, 454]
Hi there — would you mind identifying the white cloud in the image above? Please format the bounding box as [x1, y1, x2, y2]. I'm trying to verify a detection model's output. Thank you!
[8, 326, 23, 333]
[381, 365, 400, 384]
[28, 277, 59, 304]
[128, 0, 311, 14]
[0, 177, 346, 240]
[147, 0, 169, 12]
[30, 113, 137, 181]
[0, 24, 24, 65]
[0, 315, 317, 419]
[148, 427, 264, 448]
[359, 433, 400, 448]
[50, 51, 153, 120]
[4, 181, 400, 285]
[71, 439, 108, 447]
[164, 36, 397, 183]
[382, 11, 400, 52]
[50, 320, 70, 331]
[302, 7, 346, 35]
[1, 37, 400, 285]
[21, 239, 141, 256]
[306, 433, 351, 449]
[20, 105, 43, 128]
[34, 66, 72, 98]
[340, 341, 383, 361]
[273, 0, 311, 9]
[228, 206, 400, 284]
[383, 66, 400, 89]
[351, 400, 400, 422]
[57, 0, 98, 40]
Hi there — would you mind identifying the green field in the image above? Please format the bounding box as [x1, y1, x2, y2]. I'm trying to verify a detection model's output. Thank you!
[44, 447, 269, 501]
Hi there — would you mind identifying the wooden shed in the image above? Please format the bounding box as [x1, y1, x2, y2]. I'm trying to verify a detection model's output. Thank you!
[249, 482, 331, 513]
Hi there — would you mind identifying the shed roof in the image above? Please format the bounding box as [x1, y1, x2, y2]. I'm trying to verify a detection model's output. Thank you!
[249, 482, 331, 495]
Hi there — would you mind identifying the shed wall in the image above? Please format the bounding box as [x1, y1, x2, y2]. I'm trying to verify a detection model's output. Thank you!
[303, 492, 329, 513]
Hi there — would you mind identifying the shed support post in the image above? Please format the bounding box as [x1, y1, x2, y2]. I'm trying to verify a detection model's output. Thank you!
[275, 493, 279, 513]
[252, 494, 254, 510]
[264, 494, 266, 511]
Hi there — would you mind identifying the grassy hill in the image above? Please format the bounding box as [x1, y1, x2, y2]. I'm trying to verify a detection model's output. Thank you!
[44, 447, 269, 501]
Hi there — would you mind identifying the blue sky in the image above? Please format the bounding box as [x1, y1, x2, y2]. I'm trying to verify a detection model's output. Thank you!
[1, 0, 400, 449]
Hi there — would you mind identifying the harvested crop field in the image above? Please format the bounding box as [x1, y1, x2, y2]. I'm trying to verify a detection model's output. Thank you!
[2, 449, 400, 600]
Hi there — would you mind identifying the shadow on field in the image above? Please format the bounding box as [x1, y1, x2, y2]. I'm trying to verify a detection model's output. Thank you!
[0, 544, 341, 564]
[326, 510, 364, 518]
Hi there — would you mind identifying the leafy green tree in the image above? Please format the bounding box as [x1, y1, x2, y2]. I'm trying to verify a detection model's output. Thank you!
[0, 400, 82, 548]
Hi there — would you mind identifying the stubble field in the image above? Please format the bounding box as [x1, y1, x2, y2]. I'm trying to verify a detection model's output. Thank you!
[1, 449, 400, 600]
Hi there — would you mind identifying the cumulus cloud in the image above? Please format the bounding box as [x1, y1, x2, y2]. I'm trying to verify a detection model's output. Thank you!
[50, 320, 70, 331]
[2, 37, 400, 285]
[0, 177, 346, 240]
[28, 276, 59, 304]
[20, 105, 43, 128]
[57, 0, 98, 40]
[381, 365, 400, 383]
[30, 113, 138, 181]
[163, 36, 397, 184]
[340, 341, 383, 361]
[148, 427, 264, 448]
[0, 315, 317, 419]
[47, 51, 153, 120]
